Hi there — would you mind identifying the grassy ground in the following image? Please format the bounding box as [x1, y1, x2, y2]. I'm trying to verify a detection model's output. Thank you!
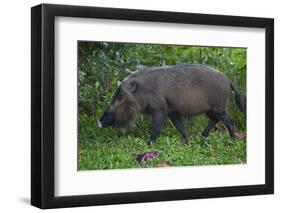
[78, 115, 246, 170]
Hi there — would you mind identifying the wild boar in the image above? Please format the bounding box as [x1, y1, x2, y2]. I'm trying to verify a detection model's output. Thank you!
[98, 64, 246, 144]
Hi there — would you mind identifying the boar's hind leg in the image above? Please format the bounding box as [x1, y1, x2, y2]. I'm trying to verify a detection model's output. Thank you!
[150, 111, 166, 144]
[215, 110, 235, 138]
[202, 111, 218, 137]
[168, 112, 188, 142]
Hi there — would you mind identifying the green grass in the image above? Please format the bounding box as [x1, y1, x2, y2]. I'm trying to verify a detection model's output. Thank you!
[78, 115, 246, 170]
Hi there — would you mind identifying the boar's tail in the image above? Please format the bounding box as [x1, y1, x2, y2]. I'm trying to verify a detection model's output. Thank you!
[230, 82, 246, 115]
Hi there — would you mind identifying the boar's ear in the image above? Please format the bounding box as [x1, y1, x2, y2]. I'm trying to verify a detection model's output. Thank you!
[128, 81, 138, 93]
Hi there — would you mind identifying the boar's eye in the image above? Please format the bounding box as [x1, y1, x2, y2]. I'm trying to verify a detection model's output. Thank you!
[117, 95, 122, 101]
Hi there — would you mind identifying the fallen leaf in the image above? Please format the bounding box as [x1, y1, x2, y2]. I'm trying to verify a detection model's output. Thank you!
[156, 161, 173, 167]
[234, 131, 246, 139]
[136, 151, 159, 164]
[215, 122, 227, 131]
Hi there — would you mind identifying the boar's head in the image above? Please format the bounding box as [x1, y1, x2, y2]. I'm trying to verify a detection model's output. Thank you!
[98, 80, 141, 128]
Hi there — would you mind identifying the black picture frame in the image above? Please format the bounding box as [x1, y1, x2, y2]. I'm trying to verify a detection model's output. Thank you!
[31, 3, 274, 209]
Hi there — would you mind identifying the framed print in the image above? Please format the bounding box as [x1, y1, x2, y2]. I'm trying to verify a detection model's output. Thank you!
[31, 3, 274, 209]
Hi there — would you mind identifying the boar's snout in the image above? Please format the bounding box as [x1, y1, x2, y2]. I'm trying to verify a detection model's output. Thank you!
[98, 111, 115, 128]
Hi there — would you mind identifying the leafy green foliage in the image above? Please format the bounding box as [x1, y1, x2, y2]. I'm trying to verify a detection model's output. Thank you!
[78, 42, 246, 170]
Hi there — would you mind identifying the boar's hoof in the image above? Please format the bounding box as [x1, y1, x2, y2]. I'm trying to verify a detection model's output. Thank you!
[97, 120, 102, 128]
[148, 140, 156, 145]
[182, 137, 189, 145]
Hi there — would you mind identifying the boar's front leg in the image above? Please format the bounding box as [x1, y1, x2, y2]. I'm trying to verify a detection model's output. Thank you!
[150, 111, 166, 144]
